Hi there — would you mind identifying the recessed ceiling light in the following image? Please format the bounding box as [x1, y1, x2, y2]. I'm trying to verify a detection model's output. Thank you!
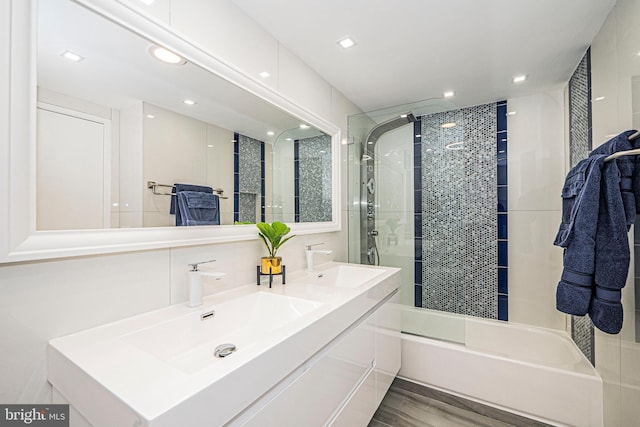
[60, 50, 84, 62]
[443, 91, 455, 98]
[400, 114, 407, 118]
[259, 71, 270, 78]
[299, 124, 310, 129]
[593, 96, 605, 101]
[146, 114, 155, 119]
[285, 138, 293, 141]
[183, 99, 196, 106]
[148, 45, 187, 65]
[441, 122, 456, 128]
[337, 37, 356, 49]
[207, 144, 213, 148]
[512, 74, 528, 83]
[267, 131, 275, 136]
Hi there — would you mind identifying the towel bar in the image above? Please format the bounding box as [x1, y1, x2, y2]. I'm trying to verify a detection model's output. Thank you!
[147, 181, 228, 199]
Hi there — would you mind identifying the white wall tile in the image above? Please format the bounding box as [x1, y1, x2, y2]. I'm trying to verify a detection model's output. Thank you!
[591, 2, 640, 425]
[0, 250, 170, 403]
[507, 91, 565, 212]
[507, 210, 566, 330]
[591, 8, 620, 145]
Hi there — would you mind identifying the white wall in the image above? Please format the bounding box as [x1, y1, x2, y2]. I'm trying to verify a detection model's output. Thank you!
[506, 90, 567, 330]
[0, 0, 359, 408]
[590, 0, 640, 425]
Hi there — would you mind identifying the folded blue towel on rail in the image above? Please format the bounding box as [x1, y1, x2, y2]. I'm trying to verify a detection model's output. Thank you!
[170, 183, 213, 226]
[176, 191, 220, 226]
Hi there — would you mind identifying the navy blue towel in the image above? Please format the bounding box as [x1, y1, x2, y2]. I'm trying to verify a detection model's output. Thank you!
[170, 183, 213, 226]
[176, 191, 220, 226]
[554, 130, 637, 335]
[554, 155, 606, 316]
[591, 129, 637, 224]
[590, 157, 629, 334]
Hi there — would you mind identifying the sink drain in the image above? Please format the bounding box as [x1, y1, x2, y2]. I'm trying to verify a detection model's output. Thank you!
[214, 343, 237, 358]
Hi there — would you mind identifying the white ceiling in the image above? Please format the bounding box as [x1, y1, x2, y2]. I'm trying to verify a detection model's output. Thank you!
[232, 0, 616, 112]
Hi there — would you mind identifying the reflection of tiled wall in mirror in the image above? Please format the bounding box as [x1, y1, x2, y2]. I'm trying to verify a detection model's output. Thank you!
[235, 134, 265, 224]
[295, 135, 332, 222]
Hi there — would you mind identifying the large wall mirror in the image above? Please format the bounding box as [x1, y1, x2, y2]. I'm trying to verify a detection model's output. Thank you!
[37, 0, 333, 230]
[1, 0, 340, 262]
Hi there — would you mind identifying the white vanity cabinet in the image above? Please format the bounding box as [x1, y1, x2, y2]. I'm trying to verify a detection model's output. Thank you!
[239, 290, 400, 427]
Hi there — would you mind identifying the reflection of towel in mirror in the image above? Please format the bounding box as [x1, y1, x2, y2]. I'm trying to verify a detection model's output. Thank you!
[176, 191, 220, 226]
[170, 183, 213, 226]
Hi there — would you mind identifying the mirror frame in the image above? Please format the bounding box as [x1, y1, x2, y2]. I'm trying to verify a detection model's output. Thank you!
[0, 0, 341, 263]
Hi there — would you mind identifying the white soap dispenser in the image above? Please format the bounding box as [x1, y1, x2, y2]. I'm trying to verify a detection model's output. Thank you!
[187, 259, 226, 307]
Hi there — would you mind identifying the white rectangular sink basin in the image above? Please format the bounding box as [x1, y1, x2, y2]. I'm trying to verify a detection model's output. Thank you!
[48, 263, 400, 426]
[308, 265, 386, 288]
[120, 292, 321, 374]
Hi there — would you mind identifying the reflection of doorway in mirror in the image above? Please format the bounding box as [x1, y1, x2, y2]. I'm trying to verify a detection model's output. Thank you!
[36, 104, 111, 230]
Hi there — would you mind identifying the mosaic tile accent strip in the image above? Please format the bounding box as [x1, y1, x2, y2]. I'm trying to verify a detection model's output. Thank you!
[569, 49, 592, 168]
[418, 102, 503, 319]
[497, 101, 508, 321]
[568, 49, 595, 365]
[295, 135, 332, 222]
[294, 141, 300, 223]
[233, 133, 264, 223]
[238, 193, 258, 223]
[414, 119, 423, 307]
[260, 142, 265, 222]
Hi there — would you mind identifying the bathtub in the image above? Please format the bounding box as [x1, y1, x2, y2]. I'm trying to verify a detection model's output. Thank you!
[399, 308, 603, 427]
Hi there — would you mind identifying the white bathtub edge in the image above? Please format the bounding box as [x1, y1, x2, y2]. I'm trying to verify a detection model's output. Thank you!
[399, 333, 604, 427]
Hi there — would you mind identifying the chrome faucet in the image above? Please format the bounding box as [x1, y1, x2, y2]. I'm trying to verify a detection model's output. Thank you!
[306, 243, 333, 272]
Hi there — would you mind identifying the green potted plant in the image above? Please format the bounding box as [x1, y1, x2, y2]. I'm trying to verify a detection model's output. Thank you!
[257, 221, 295, 274]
